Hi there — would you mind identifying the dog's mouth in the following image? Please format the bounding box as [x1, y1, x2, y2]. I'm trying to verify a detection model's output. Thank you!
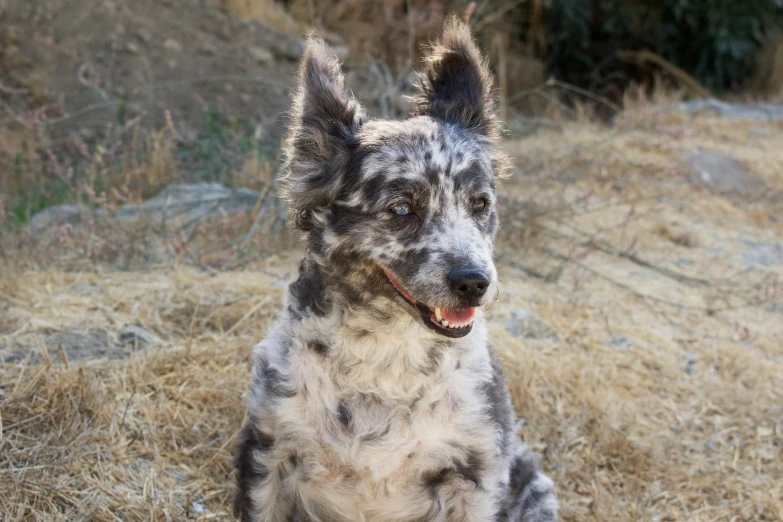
[381, 268, 475, 338]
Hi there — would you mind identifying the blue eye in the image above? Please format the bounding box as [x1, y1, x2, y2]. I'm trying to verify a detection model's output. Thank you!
[391, 202, 412, 216]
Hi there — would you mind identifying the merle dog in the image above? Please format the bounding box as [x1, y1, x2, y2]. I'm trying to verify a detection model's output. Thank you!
[233, 17, 558, 522]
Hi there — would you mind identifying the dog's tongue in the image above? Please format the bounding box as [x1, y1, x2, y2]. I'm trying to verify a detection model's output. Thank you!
[440, 307, 476, 324]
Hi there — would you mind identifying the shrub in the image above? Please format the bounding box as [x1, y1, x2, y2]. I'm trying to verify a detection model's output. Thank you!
[543, 0, 783, 94]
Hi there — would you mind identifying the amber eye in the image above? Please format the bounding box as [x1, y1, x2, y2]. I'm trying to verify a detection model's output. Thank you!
[390, 202, 413, 216]
[472, 198, 488, 213]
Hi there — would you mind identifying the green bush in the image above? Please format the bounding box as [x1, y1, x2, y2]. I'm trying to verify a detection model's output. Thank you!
[514, 0, 783, 94]
[545, 0, 783, 92]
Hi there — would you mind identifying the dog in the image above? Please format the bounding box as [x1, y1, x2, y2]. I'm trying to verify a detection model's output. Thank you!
[233, 17, 558, 522]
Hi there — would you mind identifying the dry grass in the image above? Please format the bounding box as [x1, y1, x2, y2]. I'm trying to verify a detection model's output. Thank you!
[222, 0, 303, 33]
[2, 104, 783, 521]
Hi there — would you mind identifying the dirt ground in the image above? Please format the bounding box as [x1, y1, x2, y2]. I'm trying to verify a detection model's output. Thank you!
[0, 0, 388, 154]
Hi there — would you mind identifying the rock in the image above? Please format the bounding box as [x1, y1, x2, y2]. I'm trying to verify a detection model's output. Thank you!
[70, 282, 100, 295]
[30, 183, 264, 232]
[135, 29, 152, 43]
[197, 42, 217, 55]
[330, 45, 350, 60]
[682, 151, 767, 198]
[163, 38, 182, 53]
[671, 98, 783, 121]
[271, 38, 307, 61]
[269, 279, 289, 289]
[125, 41, 140, 55]
[5, 329, 125, 364]
[248, 46, 274, 64]
[506, 309, 557, 341]
[604, 336, 630, 348]
[120, 324, 163, 347]
[79, 127, 96, 140]
[766, 303, 783, 314]
[29, 204, 82, 233]
[684, 353, 697, 375]
[738, 236, 783, 267]
[112, 182, 261, 225]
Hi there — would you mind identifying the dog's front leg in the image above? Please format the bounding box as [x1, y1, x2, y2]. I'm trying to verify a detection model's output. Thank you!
[503, 447, 558, 522]
[233, 422, 297, 522]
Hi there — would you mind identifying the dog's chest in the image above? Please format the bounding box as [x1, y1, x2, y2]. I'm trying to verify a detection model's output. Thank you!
[276, 326, 503, 520]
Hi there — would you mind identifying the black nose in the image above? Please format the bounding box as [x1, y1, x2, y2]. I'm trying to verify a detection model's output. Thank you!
[448, 269, 489, 300]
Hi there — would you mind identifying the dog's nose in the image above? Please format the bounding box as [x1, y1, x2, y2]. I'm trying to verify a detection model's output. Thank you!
[448, 269, 489, 300]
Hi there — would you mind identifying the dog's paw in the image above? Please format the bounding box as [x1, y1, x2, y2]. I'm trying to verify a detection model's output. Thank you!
[520, 472, 558, 522]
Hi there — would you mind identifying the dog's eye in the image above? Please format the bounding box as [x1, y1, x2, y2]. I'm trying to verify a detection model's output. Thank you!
[390, 202, 413, 216]
[472, 198, 488, 213]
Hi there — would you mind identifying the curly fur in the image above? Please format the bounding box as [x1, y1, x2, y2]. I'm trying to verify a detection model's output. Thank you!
[234, 17, 557, 522]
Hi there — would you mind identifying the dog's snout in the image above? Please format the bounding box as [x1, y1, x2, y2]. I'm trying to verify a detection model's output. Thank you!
[448, 269, 489, 300]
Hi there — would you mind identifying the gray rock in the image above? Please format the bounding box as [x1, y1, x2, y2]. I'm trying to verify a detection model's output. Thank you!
[30, 183, 264, 232]
[163, 38, 183, 53]
[118, 182, 261, 225]
[271, 38, 307, 61]
[671, 98, 783, 121]
[604, 336, 630, 348]
[248, 46, 274, 64]
[135, 29, 152, 43]
[28, 204, 83, 233]
[684, 353, 697, 375]
[197, 42, 217, 55]
[738, 236, 783, 267]
[269, 279, 290, 289]
[5, 329, 125, 364]
[682, 151, 767, 198]
[330, 45, 350, 60]
[120, 324, 163, 347]
[506, 309, 557, 340]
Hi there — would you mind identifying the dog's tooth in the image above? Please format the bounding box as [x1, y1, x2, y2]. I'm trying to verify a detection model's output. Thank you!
[441, 320, 449, 327]
[434, 308, 443, 322]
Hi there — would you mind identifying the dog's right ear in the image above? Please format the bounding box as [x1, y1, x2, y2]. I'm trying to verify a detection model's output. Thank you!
[281, 38, 366, 230]
[410, 17, 500, 139]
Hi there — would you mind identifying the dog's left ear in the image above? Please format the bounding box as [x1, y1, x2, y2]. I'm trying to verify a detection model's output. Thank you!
[410, 16, 500, 139]
[281, 37, 366, 228]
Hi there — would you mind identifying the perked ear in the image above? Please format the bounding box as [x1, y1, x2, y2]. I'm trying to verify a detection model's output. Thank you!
[410, 16, 500, 139]
[281, 37, 366, 228]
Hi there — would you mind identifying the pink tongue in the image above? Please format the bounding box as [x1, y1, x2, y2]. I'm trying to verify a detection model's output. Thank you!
[441, 307, 476, 324]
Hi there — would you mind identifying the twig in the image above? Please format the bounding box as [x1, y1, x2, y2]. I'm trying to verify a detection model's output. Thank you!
[616, 49, 711, 98]
[406, 0, 415, 70]
[496, 33, 509, 123]
[119, 386, 137, 432]
[539, 221, 713, 287]
[546, 78, 622, 114]
[472, 0, 526, 33]
[539, 247, 768, 314]
[220, 184, 274, 270]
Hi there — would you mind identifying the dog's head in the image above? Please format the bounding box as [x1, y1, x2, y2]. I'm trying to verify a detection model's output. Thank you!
[282, 18, 508, 339]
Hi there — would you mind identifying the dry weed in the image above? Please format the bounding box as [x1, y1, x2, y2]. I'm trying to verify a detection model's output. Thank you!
[2, 102, 783, 521]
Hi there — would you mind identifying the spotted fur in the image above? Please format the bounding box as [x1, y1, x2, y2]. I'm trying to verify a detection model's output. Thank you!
[234, 17, 557, 522]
